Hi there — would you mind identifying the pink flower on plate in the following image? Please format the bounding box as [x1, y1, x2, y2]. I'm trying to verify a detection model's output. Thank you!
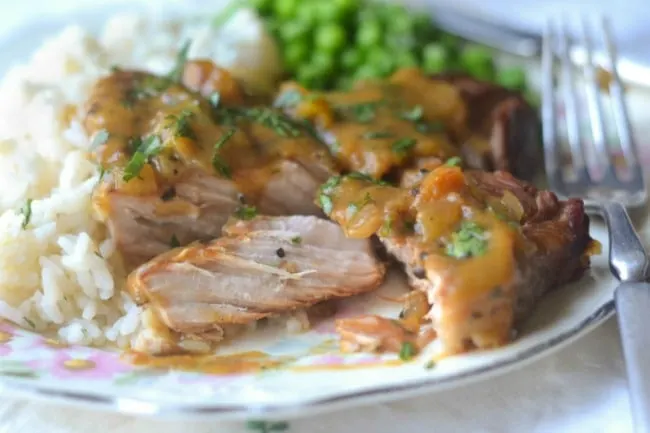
[0, 344, 13, 357]
[27, 350, 133, 380]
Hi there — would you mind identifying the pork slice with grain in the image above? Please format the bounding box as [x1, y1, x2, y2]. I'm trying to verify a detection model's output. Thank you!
[127, 215, 386, 355]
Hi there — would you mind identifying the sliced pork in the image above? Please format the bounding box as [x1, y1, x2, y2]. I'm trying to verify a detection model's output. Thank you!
[84, 62, 337, 268]
[317, 167, 595, 356]
[127, 215, 386, 355]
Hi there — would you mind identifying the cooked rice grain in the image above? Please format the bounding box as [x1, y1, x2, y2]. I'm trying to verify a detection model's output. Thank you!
[0, 8, 279, 347]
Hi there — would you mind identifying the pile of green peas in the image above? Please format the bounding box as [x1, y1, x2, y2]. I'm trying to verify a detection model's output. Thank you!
[250, 0, 529, 94]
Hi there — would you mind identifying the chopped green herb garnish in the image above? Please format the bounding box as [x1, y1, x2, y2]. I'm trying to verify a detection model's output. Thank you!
[97, 165, 109, 184]
[20, 199, 33, 229]
[274, 89, 303, 108]
[167, 40, 191, 83]
[170, 234, 180, 248]
[399, 341, 416, 361]
[235, 205, 257, 220]
[291, 236, 302, 245]
[127, 75, 172, 104]
[392, 138, 417, 155]
[336, 100, 384, 123]
[123, 135, 162, 181]
[346, 172, 392, 186]
[212, 128, 236, 178]
[109, 65, 120, 73]
[446, 221, 489, 259]
[347, 192, 374, 217]
[415, 121, 444, 133]
[90, 129, 109, 150]
[209, 92, 221, 108]
[424, 360, 436, 369]
[246, 107, 301, 137]
[320, 175, 342, 194]
[400, 105, 424, 122]
[168, 109, 196, 139]
[445, 156, 462, 167]
[403, 219, 416, 232]
[362, 131, 394, 140]
[23, 317, 35, 329]
[378, 217, 394, 237]
[319, 194, 334, 215]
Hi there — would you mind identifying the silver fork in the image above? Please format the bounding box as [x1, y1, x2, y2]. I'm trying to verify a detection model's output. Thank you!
[543, 18, 650, 431]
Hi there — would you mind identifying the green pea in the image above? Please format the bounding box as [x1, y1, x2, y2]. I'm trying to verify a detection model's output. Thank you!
[274, 0, 299, 20]
[367, 48, 395, 76]
[422, 43, 449, 74]
[297, 64, 325, 89]
[439, 33, 462, 55]
[354, 64, 383, 81]
[341, 48, 363, 71]
[314, 23, 347, 53]
[496, 66, 527, 90]
[395, 52, 419, 69]
[250, 0, 273, 15]
[279, 20, 310, 41]
[295, 3, 319, 26]
[467, 63, 495, 81]
[460, 44, 495, 80]
[283, 41, 309, 71]
[387, 8, 415, 34]
[312, 52, 337, 74]
[356, 20, 382, 48]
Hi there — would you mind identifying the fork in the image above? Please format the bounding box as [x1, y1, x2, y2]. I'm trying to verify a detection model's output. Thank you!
[542, 17, 650, 430]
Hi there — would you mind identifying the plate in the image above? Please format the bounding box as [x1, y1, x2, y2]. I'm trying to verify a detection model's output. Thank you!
[0, 0, 629, 422]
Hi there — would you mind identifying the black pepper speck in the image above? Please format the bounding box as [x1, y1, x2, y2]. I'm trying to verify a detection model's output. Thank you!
[276, 248, 286, 258]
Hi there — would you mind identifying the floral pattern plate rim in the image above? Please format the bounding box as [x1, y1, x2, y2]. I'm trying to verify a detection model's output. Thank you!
[0, 0, 630, 421]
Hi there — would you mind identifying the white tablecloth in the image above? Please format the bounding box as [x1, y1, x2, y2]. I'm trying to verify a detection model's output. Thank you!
[0, 1, 647, 432]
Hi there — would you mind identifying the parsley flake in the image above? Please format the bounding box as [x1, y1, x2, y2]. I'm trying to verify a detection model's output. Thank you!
[23, 317, 35, 329]
[446, 221, 489, 259]
[400, 105, 423, 122]
[273, 89, 303, 108]
[168, 109, 196, 139]
[212, 128, 236, 178]
[445, 156, 462, 167]
[170, 234, 180, 248]
[235, 205, 257, 220]
[362, 131, 394, 140]
[90, 129, 109, 150]
[209, 92, 221, 108]
[391, 138, 417, 155]
[291, 236, 302, 245]
[123, 135, 162, 182]
[415, 121, 444, 133]
[20, 199, 33, 229]
[399, 341, 416, 361]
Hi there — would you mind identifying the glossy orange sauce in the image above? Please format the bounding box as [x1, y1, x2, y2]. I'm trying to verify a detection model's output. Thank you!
[124, 350, 406, 375]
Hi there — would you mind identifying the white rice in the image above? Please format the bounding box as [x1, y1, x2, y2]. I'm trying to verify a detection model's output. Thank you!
[0, 8, 281, 348]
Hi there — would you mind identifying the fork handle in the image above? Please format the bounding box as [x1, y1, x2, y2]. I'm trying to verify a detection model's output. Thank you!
[616, 282, 650, 432]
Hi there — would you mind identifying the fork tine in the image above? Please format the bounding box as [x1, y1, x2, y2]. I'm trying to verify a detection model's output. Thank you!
[581, 17, 616, 179]
[558, 20, 589, 182]
[601, 18, 644, 184]
[542, 20, 560, 186]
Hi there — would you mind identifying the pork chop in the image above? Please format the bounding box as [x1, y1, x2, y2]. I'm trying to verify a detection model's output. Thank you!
[84, 60, 337, 268]
[127, 215, 386, 355]
[317, 167, 595, 356]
